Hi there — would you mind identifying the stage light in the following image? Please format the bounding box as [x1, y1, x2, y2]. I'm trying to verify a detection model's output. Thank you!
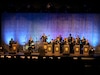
[27, 56, 30, 59]
[43, 57, 46, 59]
[14, 56, 16, 58]
[32, 56, 38, 59]
[73, 57, 78, 60]
[48, 47, 51, 51]
[74, 45, 80, 55]
[0, 47, 2, 49]
[20, 56, 25, 59]
[46, 44, 53, 56]
[13, 46, 16, 50]
[44, 45, 47, 50]
[56, 47, 59, 51]
[58, 57, 61, 59]
[0, 55, 4, 58]
[81, 57, 95, 60]
[65, 47, 68, 51]
[12, 44, 18, 51]
[54, 44, 60, 56]
[85, 48, 88, 52]
[6, 55, 11, 58]
[63, 45, 70, 55]
[49, 57, 53, 59]
[83, 45, 89, 55]
[76, 48, 79, 51]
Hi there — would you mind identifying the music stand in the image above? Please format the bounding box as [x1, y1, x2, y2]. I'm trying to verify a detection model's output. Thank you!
[12, 44, 18, 51]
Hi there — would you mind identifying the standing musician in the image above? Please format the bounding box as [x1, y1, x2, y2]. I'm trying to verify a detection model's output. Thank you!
[56, 35, 62, 44]
[28, 37, 35, 51]
[68, 34, 73, 53]
[41, 33, 48, 42]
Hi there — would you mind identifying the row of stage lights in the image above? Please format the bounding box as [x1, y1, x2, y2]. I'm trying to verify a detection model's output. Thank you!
[11, 42, 93, 56]
[0, 55, 95, 60]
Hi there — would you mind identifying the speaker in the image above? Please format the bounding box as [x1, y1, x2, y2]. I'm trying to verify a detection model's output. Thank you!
[54, 44, 60, 56]
[74, 45, 80, 55]
[83, 45, 89, 55]
[63, 45, 70, 55]
[45, 44, 53, 56]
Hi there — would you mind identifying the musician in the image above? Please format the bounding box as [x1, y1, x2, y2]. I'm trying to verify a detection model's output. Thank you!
[68, 34, 73, 53]
[85, 40, 90, 45]
[28, 37, 35, 51]
[56, 35, 62, 44]
[41, 33, 48, 42]
[80, 37, 86, 49]
[68, 34, 72, 44]
[50, 39, 54, 44]
[28, 37, 34, 46]
[63, 38, 69, 45]
[89, 47, 94, 55]
[9, 38, 14, 48]
[75, 35, 80, 45]
[81, 37, 86, 45]
[9, 38, 17, 50]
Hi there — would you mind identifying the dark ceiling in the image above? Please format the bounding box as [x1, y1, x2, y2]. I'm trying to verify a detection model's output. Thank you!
[0, 0, 100, 13]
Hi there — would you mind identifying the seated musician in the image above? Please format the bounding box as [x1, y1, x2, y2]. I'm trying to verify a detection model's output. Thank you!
[9, 38, 14, 49]
[9, 38, 17, 50]
[50, 39, 54, 44]
[81, 36, 86, 49]
[85, 40, 90, 45]
[81, 37, 86, 45]
[41, 33, 48, 42]
[75, 35, 81, 45]
[64, 38, 69, 45]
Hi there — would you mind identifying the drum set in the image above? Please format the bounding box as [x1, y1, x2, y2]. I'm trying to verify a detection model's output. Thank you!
[23, 41, 42, 52]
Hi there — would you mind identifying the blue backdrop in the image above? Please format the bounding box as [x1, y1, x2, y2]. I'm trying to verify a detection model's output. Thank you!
[1, 13, 100, 47]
